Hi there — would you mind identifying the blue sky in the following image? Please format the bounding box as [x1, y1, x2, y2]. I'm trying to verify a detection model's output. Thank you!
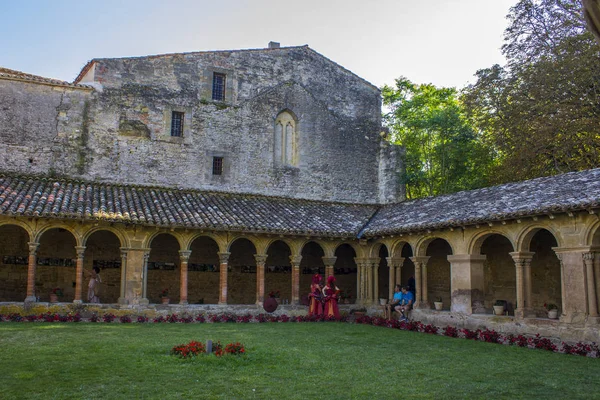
[1, 0, 518, 88]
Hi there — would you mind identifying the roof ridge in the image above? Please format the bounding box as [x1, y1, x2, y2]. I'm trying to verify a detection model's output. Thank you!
[0, 67, 93, 90]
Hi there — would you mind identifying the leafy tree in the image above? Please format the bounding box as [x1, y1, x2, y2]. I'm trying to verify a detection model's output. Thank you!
[383, 78, 495, 199]
[463, 0, 600, 183]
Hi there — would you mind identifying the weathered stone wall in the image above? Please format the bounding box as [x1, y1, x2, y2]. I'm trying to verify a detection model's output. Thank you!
[482, 234, 516, 312]
[0, 46, 403, 204]
[0, 80, 92, 177]
[426, 239, 452, 306]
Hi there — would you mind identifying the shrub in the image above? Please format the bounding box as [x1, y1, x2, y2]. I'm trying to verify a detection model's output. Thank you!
[120, 315, 132, 323]
[224, 342, 245, 355]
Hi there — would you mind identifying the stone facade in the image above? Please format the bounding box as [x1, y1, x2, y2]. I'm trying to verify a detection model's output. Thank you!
[0, 46, 403, 204]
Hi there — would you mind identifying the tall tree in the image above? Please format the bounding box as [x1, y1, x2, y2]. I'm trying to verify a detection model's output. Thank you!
[463, 0, 600, 183]
[383, 78, 495, 199]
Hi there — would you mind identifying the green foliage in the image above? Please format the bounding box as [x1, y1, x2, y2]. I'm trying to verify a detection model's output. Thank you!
[463, 0, 600, 183]
[383, 77, 495, 199]
[0, 323, 597, 399]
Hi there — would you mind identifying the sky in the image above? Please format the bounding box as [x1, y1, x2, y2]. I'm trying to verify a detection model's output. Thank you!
[1, 0, 519, 89]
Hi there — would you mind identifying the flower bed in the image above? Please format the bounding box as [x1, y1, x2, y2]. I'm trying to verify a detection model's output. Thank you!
[171, 340, 245, 358]
[0, 312, 597, 358]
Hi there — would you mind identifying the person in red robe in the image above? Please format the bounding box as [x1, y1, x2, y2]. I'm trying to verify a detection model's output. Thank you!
[323, 275, 340, 319]
[307, 274, 323, 316]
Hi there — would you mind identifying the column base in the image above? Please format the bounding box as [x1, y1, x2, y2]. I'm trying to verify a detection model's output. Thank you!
[24, 296, 37, 303]
[586, 316, 600, 326]
[218, 301, 227, 305]
[73, 300, 83, 305]
[179, 300, 188, 305]
[118, 297, 128, 305]
[416, 302, 430, 310]
[139, 298, 149, 306]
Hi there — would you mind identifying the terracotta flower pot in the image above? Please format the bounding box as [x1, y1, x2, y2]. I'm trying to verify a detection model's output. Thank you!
[493, 305, 505, 316]
[161, 297, 170, 305]
[49, 294, 58, 303]
[548, 309, 559, 319]
[434, 301, 443, 311]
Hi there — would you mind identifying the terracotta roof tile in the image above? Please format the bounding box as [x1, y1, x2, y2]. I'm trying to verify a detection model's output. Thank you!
[0, 173, 376, 237]
[0, 67, 93, 89]
[362, 168, 600, 236]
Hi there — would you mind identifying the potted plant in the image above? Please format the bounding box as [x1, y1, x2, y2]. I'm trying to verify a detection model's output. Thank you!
[545, 303, 559, 319]
[50, 287, 63, 303]
[160, 288, 170, 305]
[493, 300, 506, 316]
[264, 290, 280, 313]
[434, 296, 443, 311]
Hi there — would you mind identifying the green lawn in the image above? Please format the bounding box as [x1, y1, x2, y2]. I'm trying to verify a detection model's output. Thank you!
[0, 322, 598, 399]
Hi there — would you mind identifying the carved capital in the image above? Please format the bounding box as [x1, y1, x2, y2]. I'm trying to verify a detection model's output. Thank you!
[410, 256, 430, 268]
[386, 257, 404, 268]
[321, 257, 337, 267]
[218, 252, 231, 264]
[179, 250, 192, 262]
[27, 242, 39, 255]
[75, 246, 86, 259]
[254, 254, 268, 265]
[289, 255, 302, 266]
[583, 252, 595, 264]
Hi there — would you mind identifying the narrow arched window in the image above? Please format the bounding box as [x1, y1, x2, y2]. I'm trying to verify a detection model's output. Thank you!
[274, 111, 297, 166]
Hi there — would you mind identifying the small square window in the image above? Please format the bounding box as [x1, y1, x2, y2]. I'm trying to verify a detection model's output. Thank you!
[212, 157, 223, 175]
[170, 111, 184, 137]
[212, 73, 226, 101]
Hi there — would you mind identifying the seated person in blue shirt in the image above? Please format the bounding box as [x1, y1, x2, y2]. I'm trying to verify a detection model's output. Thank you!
[384, 284, 402, 319]
[394, 286, 414, 321]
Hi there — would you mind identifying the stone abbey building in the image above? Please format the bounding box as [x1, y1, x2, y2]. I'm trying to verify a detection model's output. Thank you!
[1, 43, 599, 341]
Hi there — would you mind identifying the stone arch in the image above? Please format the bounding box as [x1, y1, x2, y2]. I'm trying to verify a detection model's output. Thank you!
[226, 235, 260, 253]
[334, 243, 358, 302]
[82, 226, 127, 248]
[34, 224, 81, 246]
[333, 241, 361, 258]
[37, 227, 78, 302]
[259, 237, 295, 256]
[368, 241, 389, 258]
[183, 232, 227, 253]
[528, 228, 562, 316]
[398, 242, 415, 288]
[469, 230, 516, 255]
[477, 233, 516, 313]
[516, 225, 563, 253]
[143, 230, 186, 250]
[0, 219, 34, 239]
[84, 229, 123, 303]
[415, 236, 454, 258]
[584, 218, 600, 247]
[188, 235, 221, 304]
[424, 238, 453, 307]
[0, 224, 31, 301]
[228, 237, 258, 304]
[390, 240, 413, 259]
[147, 233, 181, 304]
[265, 240, 292, 302]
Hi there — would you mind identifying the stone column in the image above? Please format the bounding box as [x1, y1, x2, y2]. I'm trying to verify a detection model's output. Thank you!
[25, 242, 39, 302]
[118, 248, 128, 305]
[141, 250, 150, 305]
[255, 254, 267, 305]
[74, 246, 86, 304]
[583, 252, 599, 318]
[371, 258, 380, 301]
[596, 253, 600, 316]
[509, 252, 535, 319]
[290, 255, 302, 305]
[386, 257, 398, 300]
[410, 256, 430, 309]
[179, 250, 192, 305]
[354, 258, 365, 304]
[218, 252, 231, 305]
[447, 254, 486, 314]
[322, 257, 336, 279]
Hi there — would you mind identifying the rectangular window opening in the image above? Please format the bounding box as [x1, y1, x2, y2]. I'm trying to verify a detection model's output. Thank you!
[212, 156, 224, 175]
[212, 73, 226, 101]
[170, 111, 184, 137]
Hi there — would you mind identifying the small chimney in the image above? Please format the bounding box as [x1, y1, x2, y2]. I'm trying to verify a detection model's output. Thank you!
[268, 41, 280, 49]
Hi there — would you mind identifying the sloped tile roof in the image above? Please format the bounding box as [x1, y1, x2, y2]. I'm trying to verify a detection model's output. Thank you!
[0, 174, 377, 237]
[361, 168, 600, 237]
[0, 67, 92, 89]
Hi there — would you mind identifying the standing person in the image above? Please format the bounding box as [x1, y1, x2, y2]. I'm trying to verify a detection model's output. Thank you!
[323, 276, 340, 319]
[384, 284, 402, 320]
[307, 274, 324, 317]
[84, 266, 102, 303]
